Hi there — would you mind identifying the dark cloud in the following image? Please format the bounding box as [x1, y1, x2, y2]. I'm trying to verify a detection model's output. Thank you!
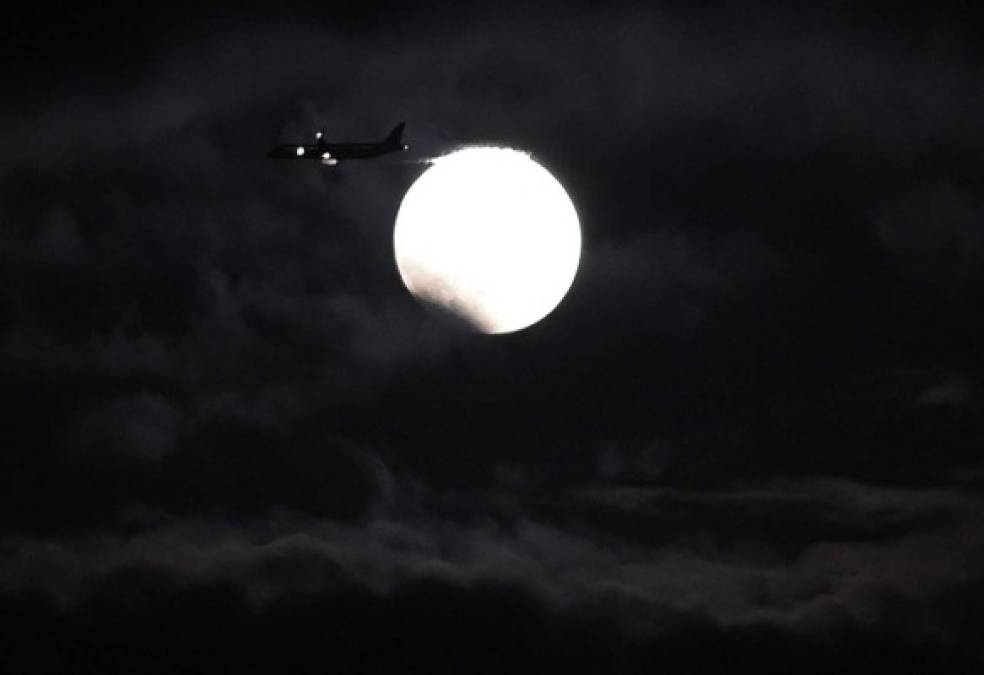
[2, 1, 983, 669]
[875, 185, 984, 288]
[0, 471, 981, 669]
[6, 576, 977, 675]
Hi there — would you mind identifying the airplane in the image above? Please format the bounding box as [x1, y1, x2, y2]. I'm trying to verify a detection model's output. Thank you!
[267, 122, 408, 165]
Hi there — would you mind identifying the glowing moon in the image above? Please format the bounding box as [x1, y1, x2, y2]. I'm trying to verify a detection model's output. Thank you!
[394, 147, 581, 334]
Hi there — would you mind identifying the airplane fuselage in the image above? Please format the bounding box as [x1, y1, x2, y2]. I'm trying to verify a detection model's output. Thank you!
[268, 123, 407, 165]
[320, 142, 398, 158]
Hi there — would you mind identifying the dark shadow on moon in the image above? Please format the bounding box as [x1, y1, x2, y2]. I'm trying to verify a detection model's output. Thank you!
[413, 294, 488, 334]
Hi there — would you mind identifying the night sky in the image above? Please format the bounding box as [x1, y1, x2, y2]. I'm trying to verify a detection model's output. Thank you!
[2, 2, 984, 672]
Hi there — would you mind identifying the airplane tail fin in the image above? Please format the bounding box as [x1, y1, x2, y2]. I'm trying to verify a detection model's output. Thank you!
[383, 122, 406, 148]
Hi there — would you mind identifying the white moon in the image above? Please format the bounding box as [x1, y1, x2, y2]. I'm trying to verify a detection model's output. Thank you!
[394, 147, 581, 334]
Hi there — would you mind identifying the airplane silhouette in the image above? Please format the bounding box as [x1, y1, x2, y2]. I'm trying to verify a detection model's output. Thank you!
[268, 123, 407, 166]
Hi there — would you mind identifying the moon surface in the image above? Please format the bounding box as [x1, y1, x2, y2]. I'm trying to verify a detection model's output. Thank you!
[394, 147, 581, 334]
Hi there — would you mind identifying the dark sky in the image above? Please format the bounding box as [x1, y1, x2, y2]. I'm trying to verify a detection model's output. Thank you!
[2, 1, 984, 672]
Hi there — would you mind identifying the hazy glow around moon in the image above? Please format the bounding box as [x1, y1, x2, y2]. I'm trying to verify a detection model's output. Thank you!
[394, 147, 581, 334]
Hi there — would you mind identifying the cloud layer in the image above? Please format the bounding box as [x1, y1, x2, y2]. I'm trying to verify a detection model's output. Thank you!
[2, 3, 983, 670]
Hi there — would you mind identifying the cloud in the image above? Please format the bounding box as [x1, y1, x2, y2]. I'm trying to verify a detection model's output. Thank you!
[65, 392, 186, 461]
[917, 372, 977, 407]
[874, 185, 984, 288]
[0, 471, 979, 654]
[1, 9, 983, 669]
